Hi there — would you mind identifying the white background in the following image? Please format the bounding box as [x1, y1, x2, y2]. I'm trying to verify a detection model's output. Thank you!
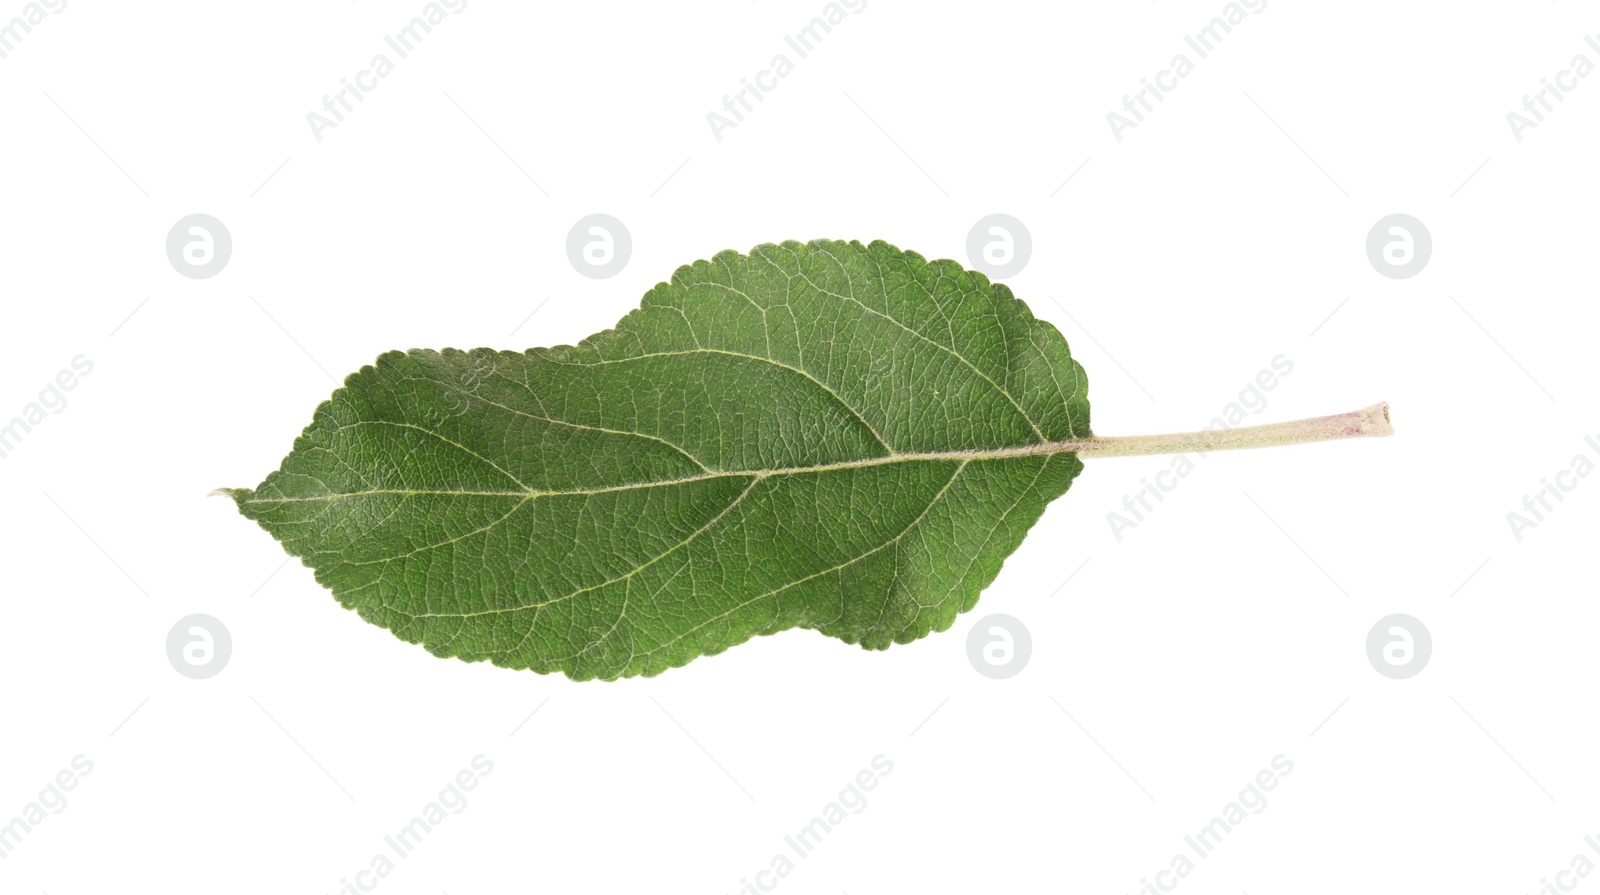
[2, 2, 1597, 893]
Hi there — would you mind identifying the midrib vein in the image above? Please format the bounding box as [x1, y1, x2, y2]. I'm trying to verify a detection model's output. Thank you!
[241, 440, 1085, 504]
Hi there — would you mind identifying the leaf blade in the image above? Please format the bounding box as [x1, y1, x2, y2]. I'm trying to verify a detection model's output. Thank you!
[229, 239, 1091, 679]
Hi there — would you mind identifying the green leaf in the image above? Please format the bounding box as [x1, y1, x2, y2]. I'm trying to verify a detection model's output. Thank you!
[224, 239, 1091, 680]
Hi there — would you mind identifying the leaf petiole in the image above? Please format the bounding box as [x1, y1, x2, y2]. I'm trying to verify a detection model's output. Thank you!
[1070, 402, 1392, 460]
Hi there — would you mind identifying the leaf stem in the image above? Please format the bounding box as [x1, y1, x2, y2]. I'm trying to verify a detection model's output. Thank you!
[1072, 402, 1392, 459]
[214, 403, 1395, 504]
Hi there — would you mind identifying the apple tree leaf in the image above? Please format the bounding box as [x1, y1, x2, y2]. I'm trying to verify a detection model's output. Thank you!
[221, 239, 1092, 679]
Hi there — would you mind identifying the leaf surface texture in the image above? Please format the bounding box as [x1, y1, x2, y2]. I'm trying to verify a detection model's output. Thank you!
[229, 240, 1092, 679]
